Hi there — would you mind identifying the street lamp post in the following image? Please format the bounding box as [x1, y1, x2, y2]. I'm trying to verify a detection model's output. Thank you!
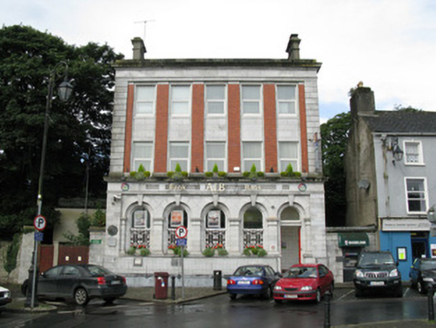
[25, 61, 73, 309]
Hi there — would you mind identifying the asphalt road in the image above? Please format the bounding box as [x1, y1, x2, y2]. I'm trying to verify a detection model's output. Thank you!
[1, 286, 434, 328]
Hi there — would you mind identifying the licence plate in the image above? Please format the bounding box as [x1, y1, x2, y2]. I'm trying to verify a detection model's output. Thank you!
[237, 281, 250, 285]
[369, 281, 385, 286]
[284, 294, 298, 299]
[111, 281, 121, 285]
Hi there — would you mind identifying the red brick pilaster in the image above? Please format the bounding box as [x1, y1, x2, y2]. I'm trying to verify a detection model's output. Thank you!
[123, 84, 134, 173]
[299, 84, 308, 173]
[228, 84, 241, 172]
[263, 84, 278, 173]
[191, 84, 204, 172]
[154, 84, 169, 172]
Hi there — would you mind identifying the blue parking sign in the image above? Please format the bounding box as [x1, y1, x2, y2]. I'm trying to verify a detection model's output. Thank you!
[34, 232, 44, 241]
[176, 239, 187, 246]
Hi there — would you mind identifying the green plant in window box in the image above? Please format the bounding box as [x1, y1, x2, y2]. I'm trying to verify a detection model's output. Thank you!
[217, 248, 228, 256]
[127, 245, 137, 255]
[257, 171, 265, 178]
[218, 171, 227, 178]
[205, 171, 213, 178]
[138, 245, 151, 257]
[243, 248, 251, 256]
[212, 164, 219, 174]
[257, 248, 268, 257]
[130, 164, 150, 181]
[202, 247, 215, 257]
[280, 164, 300, 178]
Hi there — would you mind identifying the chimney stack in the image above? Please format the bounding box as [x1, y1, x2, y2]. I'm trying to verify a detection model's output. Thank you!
[350, 86, 375, 119]
[286, 34, 301, 60]
[132, 37, 146, 60]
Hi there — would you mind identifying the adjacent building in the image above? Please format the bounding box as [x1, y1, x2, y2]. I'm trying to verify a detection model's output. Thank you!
[343, 86, 436, 279]
[96, 35, 327, 286]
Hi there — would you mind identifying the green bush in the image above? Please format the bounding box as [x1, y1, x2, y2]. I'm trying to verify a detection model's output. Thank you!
[3, 233, 21, 279]
[205, 172, 213, 178]
[242, 171, 250, 179]
[243, 248, 251, 256]
[202, 247, 215, 257]
[140, 248, 151, 257]
[212, 164, 219, 174]
[126, 247, 136, 255]
[257, 172, 265, 178]
[218, 171, 227, 178]
[257, 248, 268, 257]
[218, 248, 229, 256]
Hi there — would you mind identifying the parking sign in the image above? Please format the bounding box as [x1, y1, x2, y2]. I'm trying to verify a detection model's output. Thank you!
[34, 215, 47, 231]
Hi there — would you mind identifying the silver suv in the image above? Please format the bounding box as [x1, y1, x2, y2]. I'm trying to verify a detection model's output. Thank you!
[353, 251, 402, 297]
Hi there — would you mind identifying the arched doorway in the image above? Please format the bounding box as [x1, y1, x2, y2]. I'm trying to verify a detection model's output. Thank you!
[280, 206, 301, 271]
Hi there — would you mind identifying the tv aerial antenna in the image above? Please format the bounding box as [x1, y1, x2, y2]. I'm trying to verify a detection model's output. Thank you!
[135, 20, 155, 41]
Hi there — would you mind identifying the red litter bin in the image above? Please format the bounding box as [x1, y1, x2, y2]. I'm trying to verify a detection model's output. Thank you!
[154, 272, 169, 299]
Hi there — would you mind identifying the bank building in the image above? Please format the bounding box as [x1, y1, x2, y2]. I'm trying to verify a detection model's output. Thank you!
[93, 34, 327, 286]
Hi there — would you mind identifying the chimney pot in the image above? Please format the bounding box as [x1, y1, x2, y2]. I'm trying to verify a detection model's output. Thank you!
[286, 34, 301, 60]
[132, 37, 146, 60]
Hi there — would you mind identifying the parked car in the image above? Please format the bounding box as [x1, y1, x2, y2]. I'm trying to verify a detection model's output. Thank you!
[21, 264, 127, 306]
[0, 286, 12, 313]
[273, 264, 334, 303]
[410, 258, 436, 294]
[353, 251, 402, 297]
[226, 264, 281, 300]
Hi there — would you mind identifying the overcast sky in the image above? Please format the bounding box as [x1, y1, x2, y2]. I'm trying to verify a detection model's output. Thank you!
[3, 0, 436, 123]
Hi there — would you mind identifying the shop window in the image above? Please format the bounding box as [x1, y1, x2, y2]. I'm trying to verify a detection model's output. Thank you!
[243, 207, 263, 247]
[130, 207, 151, 248]
[205, 209, 226, 248]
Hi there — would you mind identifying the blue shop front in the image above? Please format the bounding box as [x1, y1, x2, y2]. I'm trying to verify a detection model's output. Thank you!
[380, 218, 436, 280]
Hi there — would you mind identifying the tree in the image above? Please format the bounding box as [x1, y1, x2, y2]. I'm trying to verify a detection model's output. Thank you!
[320, 112, 351, 227]
[0, 25, 123, 239]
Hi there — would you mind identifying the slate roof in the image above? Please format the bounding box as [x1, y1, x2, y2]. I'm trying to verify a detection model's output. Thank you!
[361, 111, 436, 134]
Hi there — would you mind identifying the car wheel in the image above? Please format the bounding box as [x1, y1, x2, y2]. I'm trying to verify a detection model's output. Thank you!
[74, 287, 89, 306]
[315, 289, 321, 303]
[229, 293, 237, 300]
[263, 287, 272, 300]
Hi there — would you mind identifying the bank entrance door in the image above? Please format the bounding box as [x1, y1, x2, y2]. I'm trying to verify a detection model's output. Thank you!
[280, 226, 300, 272]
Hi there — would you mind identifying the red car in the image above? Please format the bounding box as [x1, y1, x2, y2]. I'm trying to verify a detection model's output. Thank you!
[273, 264, 334, 303]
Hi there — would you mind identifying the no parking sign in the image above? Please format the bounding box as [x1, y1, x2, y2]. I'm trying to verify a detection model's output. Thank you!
[34, 215, 47, 231]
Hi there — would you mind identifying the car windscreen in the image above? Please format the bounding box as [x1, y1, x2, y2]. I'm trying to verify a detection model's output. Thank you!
[284, 267, 317, 278]
[358, 253, 394, 266]
[233, 266, 264, 276]
[421, 260, 436, 270]
[85, 265, 114, 277]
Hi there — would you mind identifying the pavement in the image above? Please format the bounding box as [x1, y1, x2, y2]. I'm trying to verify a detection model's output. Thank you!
[2, 283, 436, 327]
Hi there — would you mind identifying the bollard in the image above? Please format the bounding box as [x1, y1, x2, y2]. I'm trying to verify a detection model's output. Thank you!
[428, 284, 434, 321]
[324, 290, 331, 328]
[171, 276, 176, 300]
[213, 270, 222, 290]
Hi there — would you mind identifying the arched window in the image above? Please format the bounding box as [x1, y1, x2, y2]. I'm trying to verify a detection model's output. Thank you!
[167, 208, 188, 249]
[130, 207, 151, 248]
[205, 209, 226, 248]
[243, 207, 264, 248]
[281, 207, 300, 221]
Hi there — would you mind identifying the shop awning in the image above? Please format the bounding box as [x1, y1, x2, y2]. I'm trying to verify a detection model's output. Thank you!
[338, 232, 369, 247]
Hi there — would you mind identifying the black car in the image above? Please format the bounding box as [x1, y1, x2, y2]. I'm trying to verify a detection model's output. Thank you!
[353, 251, 402, 297]
[409, 258, 436, 294]
[22, 264, 127, 305]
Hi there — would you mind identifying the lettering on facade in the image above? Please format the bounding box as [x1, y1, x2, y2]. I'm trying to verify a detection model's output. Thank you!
[244, 184, 261, 191]
[206, 183, 226, 191]
[169, 184, 186, 191]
